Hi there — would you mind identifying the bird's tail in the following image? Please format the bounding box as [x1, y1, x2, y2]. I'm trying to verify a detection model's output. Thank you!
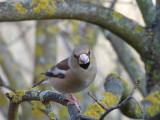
[32, 79, 50, 88]
[32, 79, 45, 88]
[32, 84, 38, 88]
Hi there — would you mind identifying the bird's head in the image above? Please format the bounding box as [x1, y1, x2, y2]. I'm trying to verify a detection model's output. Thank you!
[72, 45, 91, 70]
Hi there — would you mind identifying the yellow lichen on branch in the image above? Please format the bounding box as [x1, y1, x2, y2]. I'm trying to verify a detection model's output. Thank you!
[107, 73, 128, 87]
[8, 90, 27, 103]
[144, 91, 160, 117]
[101, 92, 118, 107]
[112, 11, 122, 20]
[32, 0, 56, 15]
[14, 2, 27, 14]
[134, 25, 142, 33]
[84, 92, 118, 119]
[44, 103, 56, 119]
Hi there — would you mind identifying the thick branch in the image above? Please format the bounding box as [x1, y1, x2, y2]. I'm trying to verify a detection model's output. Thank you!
[136, 0, 156, 26]
[103, 30, 147, 96]
[99, 78, 141, 120]
[68, 104, 80, 120]
[6, 90, 67, 105]
[104, 74, 160, 119]
[155, 0, 160, 24]
[43, 102, 56, 120]
[84, 73, 124, 119]
[6, 90, 92, 120]
[0, 0, 149, 56]
[8, 103, 19, 120]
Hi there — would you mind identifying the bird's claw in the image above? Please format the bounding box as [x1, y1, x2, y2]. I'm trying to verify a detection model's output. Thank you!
[65, 94, 81, 113]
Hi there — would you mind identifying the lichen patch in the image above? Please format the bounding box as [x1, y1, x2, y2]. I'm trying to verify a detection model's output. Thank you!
[33, 0, 56, 15]
[15, 2, 27, 14]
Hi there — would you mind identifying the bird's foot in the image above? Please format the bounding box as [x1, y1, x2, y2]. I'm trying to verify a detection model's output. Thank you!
[65, 93, 81, 113]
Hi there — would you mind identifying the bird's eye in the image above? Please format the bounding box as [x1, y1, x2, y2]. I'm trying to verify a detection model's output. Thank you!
[74, 54, 78, 59]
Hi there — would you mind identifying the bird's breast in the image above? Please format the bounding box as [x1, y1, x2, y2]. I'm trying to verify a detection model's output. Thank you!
[50, 69, 96, 94]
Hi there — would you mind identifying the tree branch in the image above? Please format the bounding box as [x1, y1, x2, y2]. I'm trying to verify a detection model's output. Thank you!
[43, 102, 56, 120]
[84, 73, 124, 119]
[0, 0, 149, 56]
[5, 74, 160, 120]
[156, 0, 160, 22]
[8, 103, 19, 120]
[68, 104, 80, 120]
[0, 76, 15, 91]
[99, 78, 142, 120]
[84, 73, 160, 119]
[6, 90, 91, 120]
[0, 36, 26, 90]
[136, 0, 156, 26]
[103, 30, 147, 96]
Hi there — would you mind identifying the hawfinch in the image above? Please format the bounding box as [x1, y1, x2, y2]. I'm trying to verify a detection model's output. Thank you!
[33, 45, 97, 112]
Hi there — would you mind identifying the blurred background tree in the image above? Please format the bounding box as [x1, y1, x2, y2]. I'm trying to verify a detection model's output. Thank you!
[0, 0, 160, 120]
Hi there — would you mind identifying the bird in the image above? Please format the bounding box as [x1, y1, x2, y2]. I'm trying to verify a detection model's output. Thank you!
[32, 45, 97, 112]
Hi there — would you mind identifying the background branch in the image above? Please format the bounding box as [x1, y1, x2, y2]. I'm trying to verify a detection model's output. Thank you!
[136, 0, 156, 26]
[0, 0, 149, 57]
[103, 30, 147, 96]
[0, 36, 26, 89]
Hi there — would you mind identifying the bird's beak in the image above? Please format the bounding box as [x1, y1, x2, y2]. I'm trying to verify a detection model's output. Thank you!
[79, 54, 89, 64]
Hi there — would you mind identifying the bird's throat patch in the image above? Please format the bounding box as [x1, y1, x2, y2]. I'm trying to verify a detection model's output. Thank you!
[79, 62, 90, 70]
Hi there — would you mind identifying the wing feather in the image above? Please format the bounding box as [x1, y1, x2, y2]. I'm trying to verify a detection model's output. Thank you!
[42, 58, 69, 78]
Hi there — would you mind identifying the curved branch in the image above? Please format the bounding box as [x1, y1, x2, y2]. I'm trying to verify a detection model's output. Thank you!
[5, 90, 66, 120]
[68, 104, 80, 120]
[103, 30, 147, 96]
[84, 73, 160, 119]
[43, 102, 56, 120]
[136, 0, 156, 26]
[156, 0, 160, 23]
[5, 90, 91, 120]
[0, 0, 149, 56]
[84, 73, 124, 119]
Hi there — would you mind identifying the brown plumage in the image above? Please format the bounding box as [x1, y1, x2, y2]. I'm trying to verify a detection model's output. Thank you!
[32, 45, 97, 112]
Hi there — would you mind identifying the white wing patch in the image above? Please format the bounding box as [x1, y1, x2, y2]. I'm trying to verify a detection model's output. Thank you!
[41, 79, 50, 85]
[53, 67, 67, 75]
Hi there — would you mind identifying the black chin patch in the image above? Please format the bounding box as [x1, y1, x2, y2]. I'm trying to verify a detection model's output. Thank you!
[79, 62, 90, 70]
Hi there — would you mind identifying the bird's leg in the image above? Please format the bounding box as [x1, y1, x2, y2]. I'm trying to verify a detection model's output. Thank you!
[65, 93, 81, 113]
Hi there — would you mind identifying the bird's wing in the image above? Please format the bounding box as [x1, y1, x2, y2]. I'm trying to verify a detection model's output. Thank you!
[41, 58, 70, 79]
[32, 58, 70, 88]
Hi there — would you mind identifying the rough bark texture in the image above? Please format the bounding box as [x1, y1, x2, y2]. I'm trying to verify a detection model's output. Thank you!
[104, 30, 147, 96]
[1, 0, 160, 119]
[136, 0, 156, 26]
[0, 0, 149, 56]
[6, 74, 160, 120]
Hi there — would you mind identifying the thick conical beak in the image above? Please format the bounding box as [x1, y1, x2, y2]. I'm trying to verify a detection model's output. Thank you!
[79, 54, 89, 64]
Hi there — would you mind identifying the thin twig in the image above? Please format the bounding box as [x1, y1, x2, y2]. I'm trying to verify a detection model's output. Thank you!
[87, 78, 142, 120]
[130, 78, 141, 95]
[78, 115, 98, 120]
[0, 76, 15, 92]
[87, 92, 107, 110]
[131, 96, 144, 120]
[99, 78, 142, 120]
